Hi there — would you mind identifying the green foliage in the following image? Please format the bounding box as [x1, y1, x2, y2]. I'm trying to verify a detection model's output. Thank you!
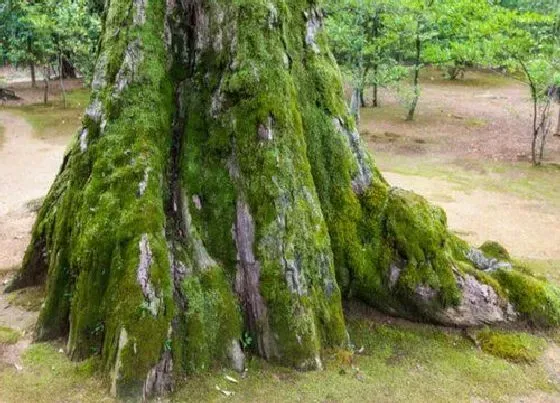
[0, 0, 100, 81]
[477, 328, 547, 363]
[325, 0, 560, 120]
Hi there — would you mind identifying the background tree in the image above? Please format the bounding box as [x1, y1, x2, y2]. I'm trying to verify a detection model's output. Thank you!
[490, 7, 560, 164]
[326, 0, 407, 110]
[7, 0, 560, 400]
[0, 0, 100, 100]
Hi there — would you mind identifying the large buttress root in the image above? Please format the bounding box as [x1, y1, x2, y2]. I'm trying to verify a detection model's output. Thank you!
[8, 0, 560, 399]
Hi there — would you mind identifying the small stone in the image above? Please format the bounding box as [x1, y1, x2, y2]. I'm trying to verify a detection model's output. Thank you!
[227, 339, 245, 372]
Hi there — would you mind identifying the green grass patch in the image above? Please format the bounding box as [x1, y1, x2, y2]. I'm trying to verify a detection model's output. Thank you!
[0, 315, 555, 401]
[477, 328, 547, 363]
[375, 153, 560, 208]
[0, 343, 112, 403]
[514, 259, 560, 286]
[10, 88, 90, 141]
[173, 317, 553, 403]
[0, 326, 20, 345]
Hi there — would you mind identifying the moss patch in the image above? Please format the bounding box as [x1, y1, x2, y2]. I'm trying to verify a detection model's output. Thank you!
[494, 269, 560, 327]
[0, 343, 113, 402]
[476, 328, 547, 363]
[480, 241, 511, 261]
[0, 326, 21, 345]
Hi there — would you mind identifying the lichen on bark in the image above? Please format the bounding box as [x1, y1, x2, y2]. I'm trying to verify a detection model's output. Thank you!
[7, 0, 560, 399]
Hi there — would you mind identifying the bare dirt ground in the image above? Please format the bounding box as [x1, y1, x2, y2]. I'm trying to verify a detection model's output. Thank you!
[0, 111, 66, 271]
[363, 70, 560, 163]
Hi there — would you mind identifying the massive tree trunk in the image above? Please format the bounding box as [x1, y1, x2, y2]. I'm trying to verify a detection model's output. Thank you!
[8, 0, 560, 399]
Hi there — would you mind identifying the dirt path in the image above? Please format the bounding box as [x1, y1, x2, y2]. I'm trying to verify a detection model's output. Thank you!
[384, 172, 560, 260]
[0, 111, 66, 271]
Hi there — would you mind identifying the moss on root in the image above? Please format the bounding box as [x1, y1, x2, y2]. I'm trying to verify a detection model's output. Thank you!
[494, 269, 560, 327]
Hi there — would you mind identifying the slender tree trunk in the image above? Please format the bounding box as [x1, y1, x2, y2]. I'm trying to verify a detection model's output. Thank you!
[407, 23, 421, 122]
[371, 14, 379, 108]
[58, 53, 67, 108]
[360, 88, 366, 108]
[30, 62, 36, 88]
[554, 102, 560, 136]
[351, 88, 361, 126]
[42, 65, 49, 104]
[372, 64, 379, 108]
[61, 57, 77, 79]
[8, 0, 560, 399]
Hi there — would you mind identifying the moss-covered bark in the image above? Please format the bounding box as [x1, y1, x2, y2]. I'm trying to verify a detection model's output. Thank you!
[7, 0, 560, 399]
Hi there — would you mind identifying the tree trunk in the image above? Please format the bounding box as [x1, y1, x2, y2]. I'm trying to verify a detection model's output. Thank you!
[407, 23, 421, 122]
[8, 0, 560, 399]
[30, 62, 36, 88]
[372, 63, 379, 108]
[42, 65, 49, 104]
[59, 53, 67, 108]
[350, 88, 361, 126]
[61, 57, 77, 79]
[554, 102, 560, 136]
[360, 88, 366, 108]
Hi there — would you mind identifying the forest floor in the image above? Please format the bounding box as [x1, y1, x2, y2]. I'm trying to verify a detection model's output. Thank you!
[0, 70, 560, 401]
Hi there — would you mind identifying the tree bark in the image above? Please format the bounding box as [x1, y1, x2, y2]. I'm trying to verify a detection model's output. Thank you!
[554, 102, 560, 136]
[8, 0, 560, 399]
[61, 57, 77, 79]
[407, 22, 421, 122]
[58, 53, 67, 108]
[42, 65, 49, 104]
[30, 62, 36, 88]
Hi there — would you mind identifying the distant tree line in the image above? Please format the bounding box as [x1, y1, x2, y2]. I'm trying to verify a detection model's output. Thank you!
[0, 0, 100, 105]
[326, 0, 560, 165]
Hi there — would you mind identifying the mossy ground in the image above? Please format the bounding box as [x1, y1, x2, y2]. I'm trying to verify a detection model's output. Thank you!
[476, 328, 547, 363]
[0, 343, 112, 402]
[0, 312, 557, 403]
[0, 326, 20, 345]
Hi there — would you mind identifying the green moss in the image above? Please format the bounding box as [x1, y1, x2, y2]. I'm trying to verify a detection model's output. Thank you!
[476, 328, 546, 363]
[480, 241, 511, 261]
[494, 269, 560, 327]
[0, 326, 21, 344]
[179, 268, 241, 373]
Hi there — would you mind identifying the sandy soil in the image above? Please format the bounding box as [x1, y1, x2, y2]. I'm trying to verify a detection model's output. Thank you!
[0, 111, 66, 271]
